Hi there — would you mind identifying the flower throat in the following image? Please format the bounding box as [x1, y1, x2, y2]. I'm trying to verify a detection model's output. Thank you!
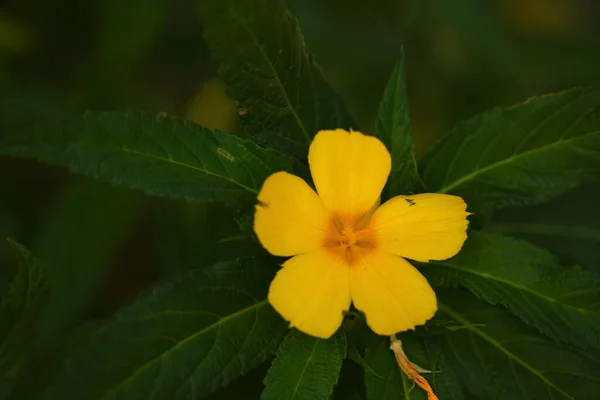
[324, 216, 375, 265]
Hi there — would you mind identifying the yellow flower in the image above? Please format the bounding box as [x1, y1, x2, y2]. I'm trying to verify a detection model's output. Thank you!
[254, 129, 469, 338]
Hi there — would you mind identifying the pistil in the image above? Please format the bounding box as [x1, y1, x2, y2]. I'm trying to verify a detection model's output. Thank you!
[323, 216, 376, 265]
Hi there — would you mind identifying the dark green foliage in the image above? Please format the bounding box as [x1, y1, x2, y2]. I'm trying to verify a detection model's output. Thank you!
[363, 333, 463, 400]
[424, 231, 600, 350]
[420, 88, 600, 213]
[47, 258, 287, 400]
[489, 185, 600, 273]
[0, 111, 301, 205]
[364, 334, 425, 400]
[438, 291, 600, 400]
[376, 54, 422, 198]
[197, 0, 356, 158]
[262, 329, 346, 400]
[0, 240, 49, 399]
[33, 180, 141, 343]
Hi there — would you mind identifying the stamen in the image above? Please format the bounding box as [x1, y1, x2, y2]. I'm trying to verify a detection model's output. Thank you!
[322, 216, 376, 264]
[323, 239, 340, 248]
[356, 240, 375, 248]
[340, 228, 358, 247]
[332, 217, 344, 233]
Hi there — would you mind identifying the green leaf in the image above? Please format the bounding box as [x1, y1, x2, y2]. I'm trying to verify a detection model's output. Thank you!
[438, 290, 600, 400]
[0, 239, 49, 398]
[33, 180, 140, 343]
[489, 185, 600, 273]
[47, 257, 287, 400]
[262, 329, 346, 400]
[363, 333, 463, 400]
[426, 345, 465, 400]
[376, 54, 421, 198]
[0, 111, 302, 205]
[420, 87, 600, 213]
[197, 0, 356, 157]
[423, 231, 600, 350]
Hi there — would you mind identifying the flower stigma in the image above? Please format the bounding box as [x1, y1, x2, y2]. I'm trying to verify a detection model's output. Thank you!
[323, 214, 376, 265]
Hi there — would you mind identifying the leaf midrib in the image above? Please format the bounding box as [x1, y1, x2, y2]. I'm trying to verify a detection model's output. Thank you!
[100, 300, 268, 399]
[226, 2, 312, 144]
[439, 302, 574, 399]
[119, 147, 258, 194]
[431, 260, 597, 317]
[3, 141, 261, 195]
[289, 338, 320, 400]
[382, 65, 406, 166]
[438, 129, 600, 194]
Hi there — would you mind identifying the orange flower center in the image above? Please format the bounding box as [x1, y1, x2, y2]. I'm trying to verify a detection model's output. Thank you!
[323, 216, 376, 265]
[339, 228, 358, 247]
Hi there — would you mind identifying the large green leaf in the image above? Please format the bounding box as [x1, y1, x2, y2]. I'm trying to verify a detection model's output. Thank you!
[0, 239, 49, 399]
[438, 290, 600, 400]
[420, 88, 600, 213]
[423, 231, 600, 350]
[262, 329, 346, 400]
[47, 257, 287, 400]
[376, 55, 421, 198]
[197, 0, 355, 157]
[489, 185, 600, 273]
[363, 333, 463, 400]
[0, 111, 302, 205]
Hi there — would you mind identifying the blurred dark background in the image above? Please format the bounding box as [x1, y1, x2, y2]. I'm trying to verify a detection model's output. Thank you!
[1, 0, 600, 397]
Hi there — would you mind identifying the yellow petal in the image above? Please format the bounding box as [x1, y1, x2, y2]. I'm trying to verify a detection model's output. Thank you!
[369, 193, 469, 262]
[268, 250, 351, 338]
[254, 171, 330, 257]
[350, 250, 437, 335]
[308, 129, 391, 221]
